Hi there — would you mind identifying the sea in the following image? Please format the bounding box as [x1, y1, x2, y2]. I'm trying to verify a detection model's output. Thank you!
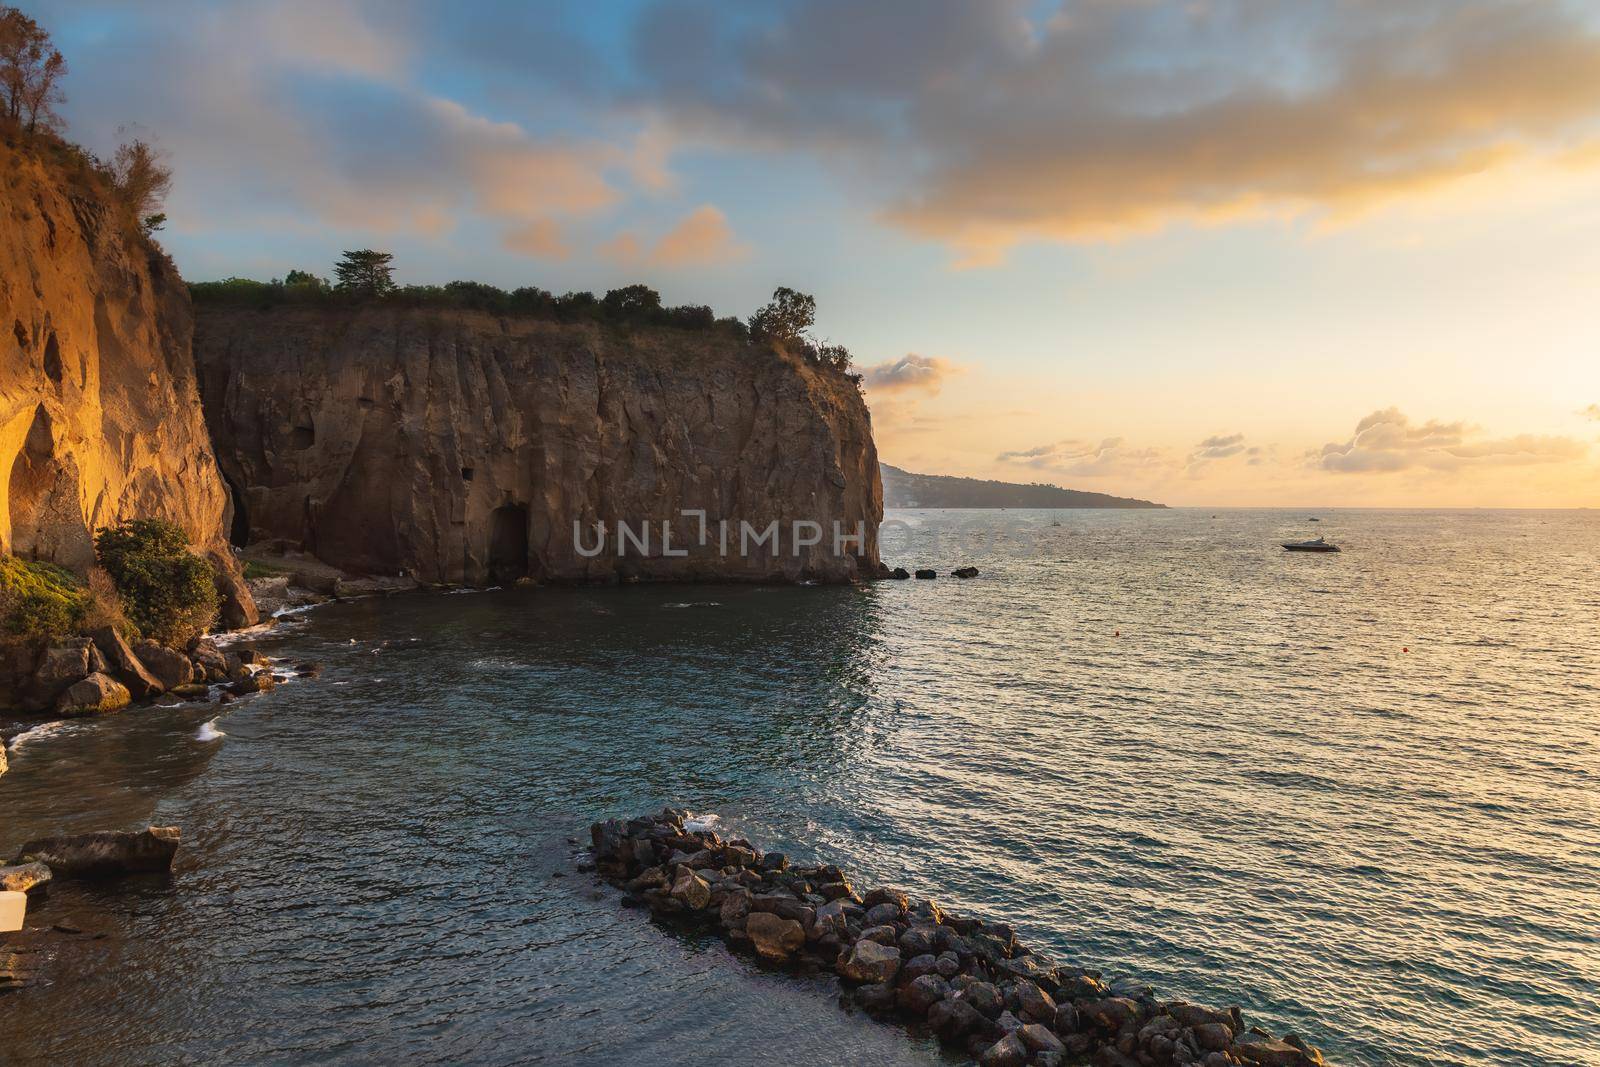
[2, 508, 1597, 1066]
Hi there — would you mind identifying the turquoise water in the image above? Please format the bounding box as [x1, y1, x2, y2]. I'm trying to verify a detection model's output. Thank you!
[3, 508, 1598, 1065]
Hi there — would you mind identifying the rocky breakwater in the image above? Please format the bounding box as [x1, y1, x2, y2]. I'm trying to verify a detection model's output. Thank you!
[591, 810, 1330, 1067]
[0, 631, 287, 733]
[193, 306, 882, 585]
[0, 137, 253, 624]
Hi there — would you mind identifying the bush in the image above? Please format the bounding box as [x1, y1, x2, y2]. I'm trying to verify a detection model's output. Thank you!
[94, 519, 218, 645]
[187, 274, 751, 340]
[0, 555, 85, 642]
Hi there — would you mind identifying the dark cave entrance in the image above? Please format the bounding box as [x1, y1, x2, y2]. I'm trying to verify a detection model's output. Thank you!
[223, 470, 250, 547]
[8, 404, 57, 558]
[488, 504, 530, 584]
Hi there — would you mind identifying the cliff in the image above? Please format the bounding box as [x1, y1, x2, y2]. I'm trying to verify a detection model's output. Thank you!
[880, 463, 1165, 509]
[193, 306, 883, 585]
[0, 138, 243, 576]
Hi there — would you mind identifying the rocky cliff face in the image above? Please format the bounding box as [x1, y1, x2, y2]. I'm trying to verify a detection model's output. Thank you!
[0, 140, 239, 572]
[194, 307, 883, 585]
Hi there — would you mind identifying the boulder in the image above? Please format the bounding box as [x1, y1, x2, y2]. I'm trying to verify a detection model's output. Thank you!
[135, 641, 195, 690]
[0, 862, 51, 894]
[952, 566, 980, 578]
[668, 868, 711, 910]
[55, 672, 131, 715]
[1232, 1035, 1322, 1066]
[188, 638, 229, 681]
[209, 550, 260, 630]
[860, 924, 898, 946]
[914, 569, 937, 579]
[898, 974, 950, 1015]
[927, 997, 985, 1042]
[745, 911, 805, 960]
[89, 626, 163, 698]
[978, 1033, 1029, 1067]
[853, 981, 898, 1015]
[963, 980, 1005, 1019]
[1015, 980, 1056, 1023]
[27, 643, 91, 707]
[230, 669, 277, 695]
[837, 939, 901, 983]
[890, 567, 910, 580]
[1019, 1023, 1064, 1055]
[12, 826, 180, 877]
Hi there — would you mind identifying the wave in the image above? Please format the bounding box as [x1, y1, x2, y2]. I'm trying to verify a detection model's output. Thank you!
[663, 601, 723, 609]
[6, 718, 82, 752]
[683, 812, 721, 834]
[196, 717, 226, 742]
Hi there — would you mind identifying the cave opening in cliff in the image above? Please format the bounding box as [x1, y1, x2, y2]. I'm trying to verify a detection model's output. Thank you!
[42, 332, 63, 383]
[7, 405, 58, 559]
[223, 470, 250, 547]
[489, 504, 530, 583]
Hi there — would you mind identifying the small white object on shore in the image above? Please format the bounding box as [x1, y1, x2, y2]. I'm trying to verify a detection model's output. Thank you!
[0, 890, 26, 933]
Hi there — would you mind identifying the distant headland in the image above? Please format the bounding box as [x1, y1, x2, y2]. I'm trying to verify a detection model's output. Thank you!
[880, 464, 1165, 510]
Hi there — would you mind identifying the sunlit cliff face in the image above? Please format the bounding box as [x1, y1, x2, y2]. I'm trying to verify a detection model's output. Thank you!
[34, 0, 1600, 506]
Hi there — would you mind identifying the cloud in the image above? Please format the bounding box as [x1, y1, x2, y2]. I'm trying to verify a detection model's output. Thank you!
[501, 219, 571, 260]
[49, 0, 654, 258]
[1315, 408, 1586, 472]
[1185, 432, 1251, 475]
[626, 0, 1600, 265]
[996, 437, 1170, 479]
[860, 354, 962, 395]
[603, 205, 748, 267]
[651, 205, 747, 265]
[1581, 404, 1600, 421]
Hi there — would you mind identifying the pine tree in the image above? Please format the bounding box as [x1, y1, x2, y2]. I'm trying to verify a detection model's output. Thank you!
[333, 250, 395, 296]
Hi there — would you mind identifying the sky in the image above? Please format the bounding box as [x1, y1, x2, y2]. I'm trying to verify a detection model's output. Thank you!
[31, 0, 1600, 507]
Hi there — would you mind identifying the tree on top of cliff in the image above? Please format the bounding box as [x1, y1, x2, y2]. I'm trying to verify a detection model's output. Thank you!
[0, 5, 66, 134]
[108, 133, 172, 233]
[334, 249, 396, 296]
[749, 287, 815, 346]
[603, 284, 661, 316]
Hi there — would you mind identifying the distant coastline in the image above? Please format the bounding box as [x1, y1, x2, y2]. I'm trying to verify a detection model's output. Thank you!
[880, 464, 1165, 510]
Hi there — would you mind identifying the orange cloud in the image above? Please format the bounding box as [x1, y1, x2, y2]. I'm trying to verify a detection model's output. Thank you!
[501, 219, 571, 260]
[1314, 408, 1587, 472]
[603, 205, 748, 267]
[860, 354, 963, 395]
[652, 205, 747, 265]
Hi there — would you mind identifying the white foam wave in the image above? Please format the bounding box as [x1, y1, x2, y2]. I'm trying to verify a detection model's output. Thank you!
[6, 719, 82, 752]
[196, 718, 226, 742]
[683, 813, 721, 834]
[663, 601, 723, 609]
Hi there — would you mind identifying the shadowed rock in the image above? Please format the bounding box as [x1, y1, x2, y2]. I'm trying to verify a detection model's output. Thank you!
[12, 826, 180, 878]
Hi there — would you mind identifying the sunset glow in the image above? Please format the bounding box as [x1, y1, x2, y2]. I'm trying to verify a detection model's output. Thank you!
[34, 0, 1600, 506]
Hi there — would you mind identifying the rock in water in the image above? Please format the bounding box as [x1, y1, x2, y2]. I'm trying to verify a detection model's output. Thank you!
[193, 307, 884, 586]
[89, 626, 163, 699]
[745, 912, 805, 960]
[12, 827, 180, 878]
[952, 566, 980, 578]
[914, 569, 937, 579]
[135, 641, 196, 690]
[0, 862, 52, 894]
[55, 672, 131, 715]
[837, 939, 901, 983]
[979, 1033, 1030, 1067]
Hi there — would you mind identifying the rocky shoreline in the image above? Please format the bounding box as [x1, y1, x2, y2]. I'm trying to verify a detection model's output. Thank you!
[591, 810, 1329, 1067]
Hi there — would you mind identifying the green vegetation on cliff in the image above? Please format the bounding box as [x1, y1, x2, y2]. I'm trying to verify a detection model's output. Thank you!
[94, 520, 218, 645]
[0, 556, 85, 641]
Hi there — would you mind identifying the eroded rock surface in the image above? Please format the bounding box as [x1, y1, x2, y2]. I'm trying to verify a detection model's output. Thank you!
[0, 141, 241, 571]
[194, 307, 883, 585]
